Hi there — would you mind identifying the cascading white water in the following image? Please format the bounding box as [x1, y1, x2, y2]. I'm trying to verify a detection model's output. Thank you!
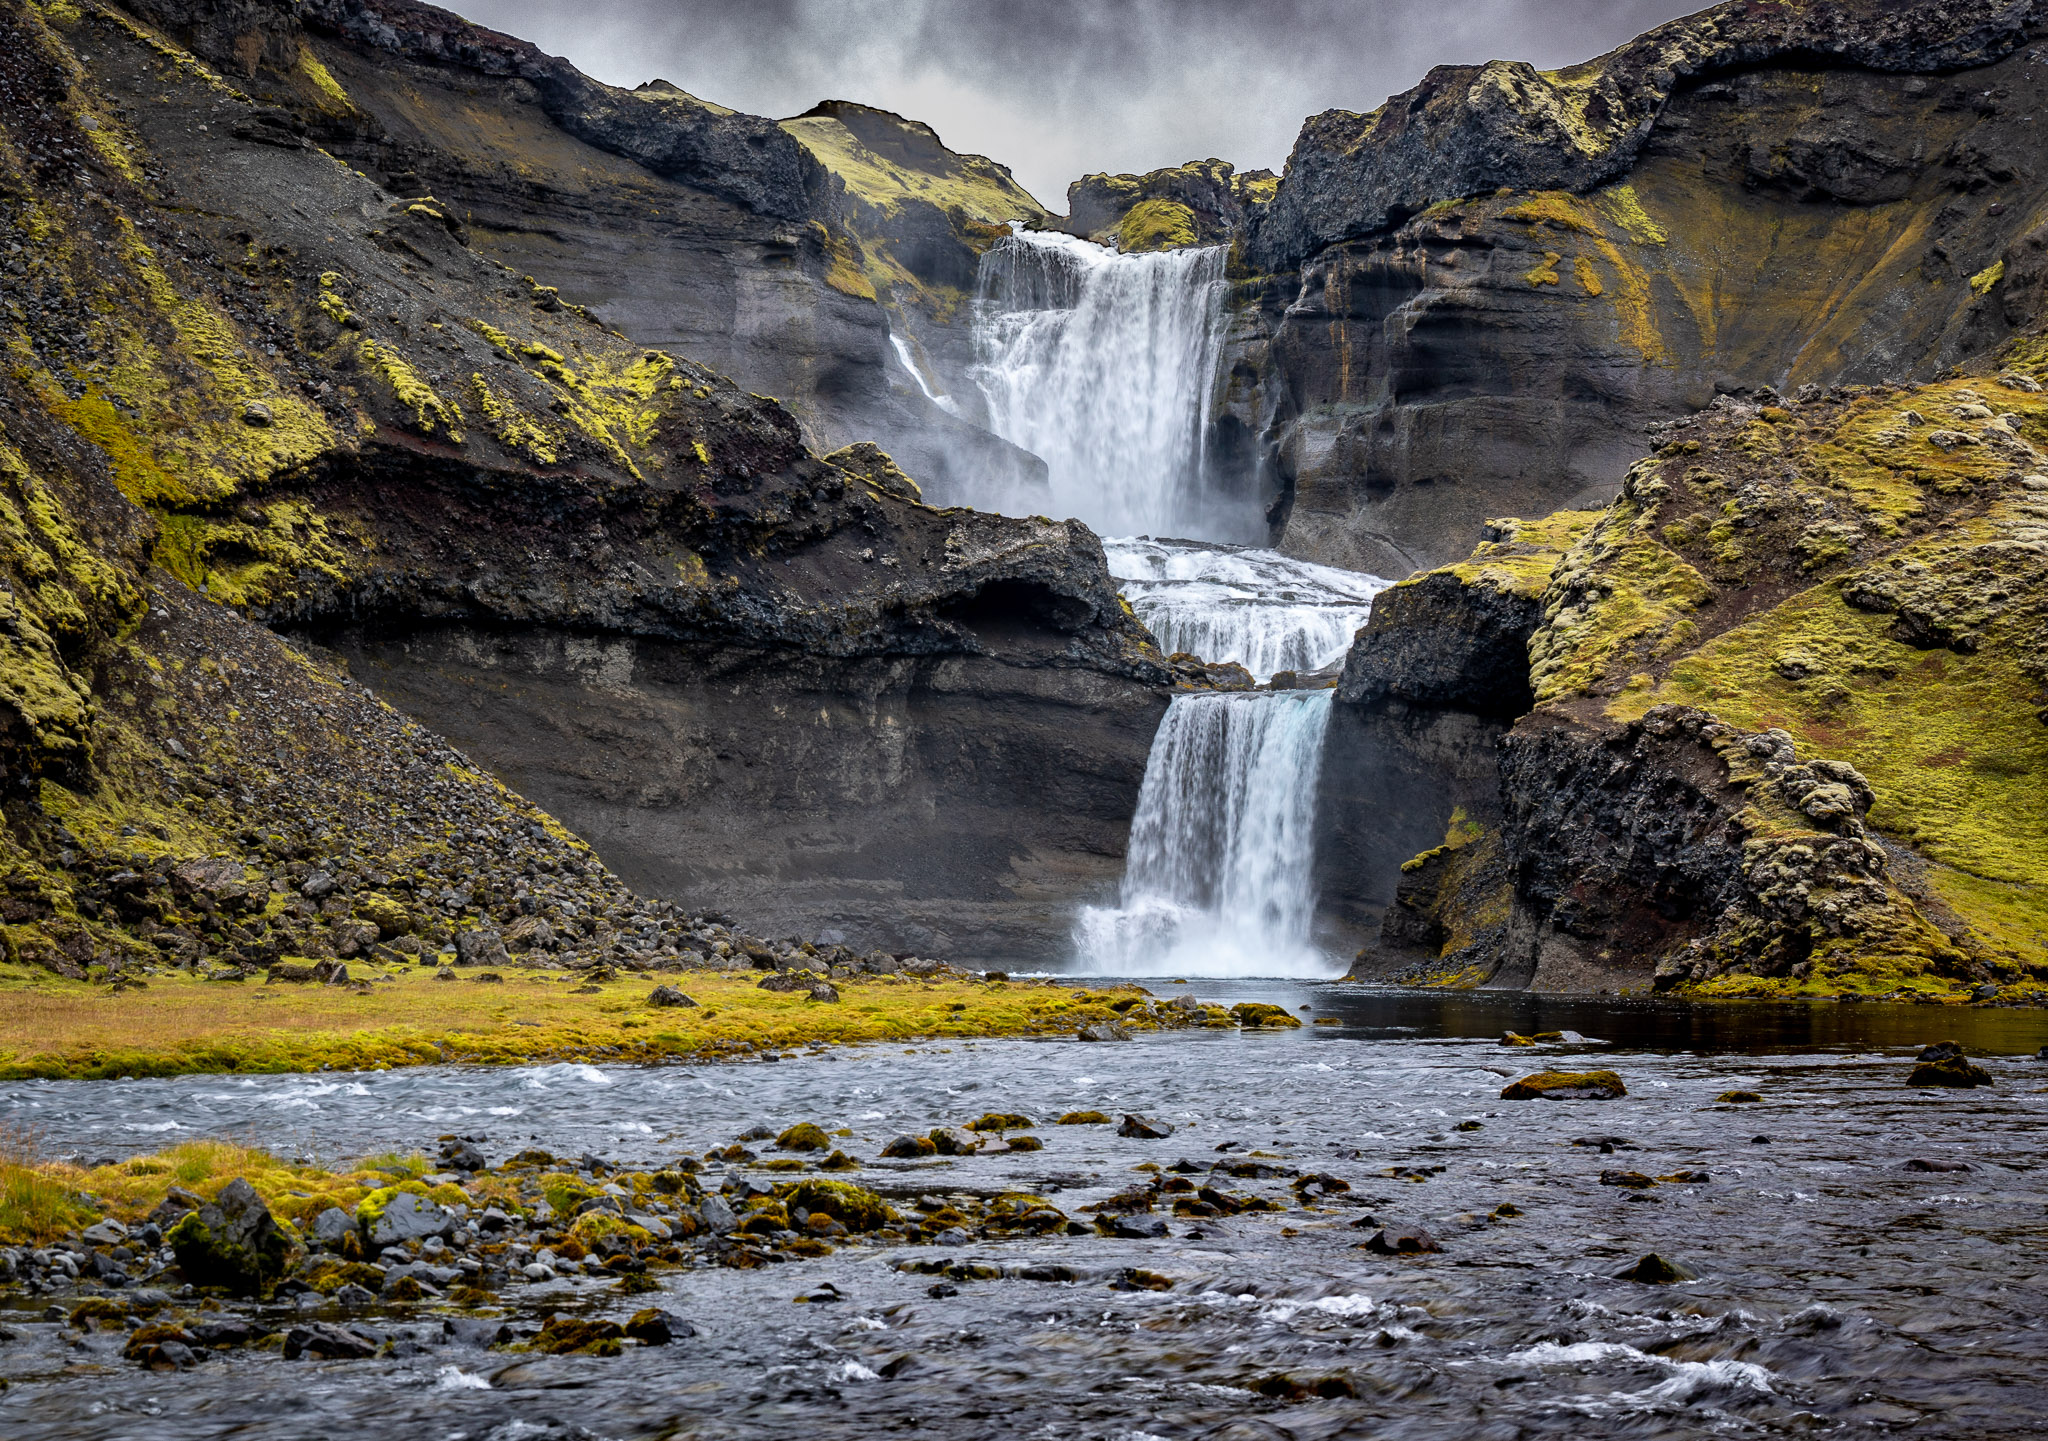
[1075, 689, 1339, 977]
[888, 332, 960, 416]
[950, 226, 1377, 976]
[970, 229, 1258, 540]
[1104, 537, 1388, 682]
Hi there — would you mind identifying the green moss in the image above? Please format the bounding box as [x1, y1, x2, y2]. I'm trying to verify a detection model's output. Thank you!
[1528, 475, 1716, 703]
[1117, 200, 1199, 253]
[356, 338, 463, 441]
[777, 1178, 895, 1232]
[774, 1122, 832, 1152]
[1499, 1069, 1627, 1099]
[1969, 260, 2006, 297]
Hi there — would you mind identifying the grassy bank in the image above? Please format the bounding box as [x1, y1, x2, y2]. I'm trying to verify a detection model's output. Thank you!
[0, 967, 1159, 1080]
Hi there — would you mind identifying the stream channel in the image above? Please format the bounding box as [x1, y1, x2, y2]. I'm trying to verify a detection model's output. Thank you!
[3, 995, 2047, 1438]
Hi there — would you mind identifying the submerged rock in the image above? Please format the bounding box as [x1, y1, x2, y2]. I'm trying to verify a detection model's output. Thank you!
[1618, 1253, 1699, 1284]
[1118, 1114, 1174, 1139]
[1363, 1226, 1441, 1255]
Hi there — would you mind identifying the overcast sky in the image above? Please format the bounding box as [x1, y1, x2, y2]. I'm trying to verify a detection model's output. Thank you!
[449, 0, 1705, 209]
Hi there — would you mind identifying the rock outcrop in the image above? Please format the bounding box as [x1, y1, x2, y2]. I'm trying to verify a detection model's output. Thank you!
[1145, 0, 2048, 578]
[1061, 160, 1276, 253]
[1349, 370, 2048, 997]
[0, 0, 1170, 974]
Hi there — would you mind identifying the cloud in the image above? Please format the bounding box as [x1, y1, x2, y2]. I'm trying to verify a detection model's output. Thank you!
[446, 0, 1706, 208]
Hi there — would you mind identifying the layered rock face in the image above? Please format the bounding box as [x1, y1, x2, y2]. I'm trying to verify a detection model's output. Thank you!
[119, 0, 1042, 507]
[1204, 0, 2048, 576]
[1348, 373, 2048, 996]
[0, 0, 1169, 972]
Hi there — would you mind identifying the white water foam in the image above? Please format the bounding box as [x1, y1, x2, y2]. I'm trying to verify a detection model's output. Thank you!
[1075, 689, 1339, 977]
[1503, 1340, 1777, 1412]
[1105, 537, 1386, 681]
[970, 229, 1255, 541]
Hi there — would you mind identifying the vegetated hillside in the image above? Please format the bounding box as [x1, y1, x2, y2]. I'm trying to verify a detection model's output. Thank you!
[0, 0, 1171, 982]
[1347, 348, 2048, 998]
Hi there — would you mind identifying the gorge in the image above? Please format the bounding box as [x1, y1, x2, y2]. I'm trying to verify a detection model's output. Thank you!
[0, 1, 2046, 1433]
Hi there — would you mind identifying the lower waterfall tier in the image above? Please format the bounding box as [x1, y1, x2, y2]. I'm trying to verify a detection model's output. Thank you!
[1075, 688, 1340, 978]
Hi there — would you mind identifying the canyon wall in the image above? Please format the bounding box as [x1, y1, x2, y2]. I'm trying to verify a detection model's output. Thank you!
[0, 0, 1170, 972]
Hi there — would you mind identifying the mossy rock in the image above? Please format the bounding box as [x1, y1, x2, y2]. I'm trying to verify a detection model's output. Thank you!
[1499, 1069, 1628, 1100]
[1230, 1003, 1302, 1029]
[774, 1122, 832, 1152]
[965, 1112, 1034, 1132]
[354, 892, 411, 938]
[1906, 1056, 1994, 1088]
[538, 1172, 600, 1214]
[569, 1212, 652, 1247]
[534, 1316, 624, 1356]
[165, 1177, 293, 1294]
[880, 1133, 937, 1158]
[1056, 1111, 1112, 1125]
[778, 1179, 896, 1233]
[1717, 1090, 1763, 1103]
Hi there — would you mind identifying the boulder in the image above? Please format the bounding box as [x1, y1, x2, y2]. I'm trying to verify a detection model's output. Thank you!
[647, 985, 697, 1008]
[1230, 1002, 1302, 1029]
[1499, 1069, 1627, 1100]
[1907, 1056, 1994, 1088]
[775, 1123, 832, 1152]
[1076, 1021, 1128, 1042]
[309, 1207, 355, 1245]
[1364, 1226, 1441, 1255]
[1618, 1253, 1698, 1284]
[165, 1178, 293, 1294]
[454, 927, 510, 968]
[927, 1126, 981, 1155]
[1118, 1114, 1173, 1139]
[880, 1133, 937, 1158]
[283, 1322, 380, 1359]
[356, 1188, 455, 1247]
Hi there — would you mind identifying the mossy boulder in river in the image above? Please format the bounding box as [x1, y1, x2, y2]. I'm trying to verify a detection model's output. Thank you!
[165, 1178, 293, 1294]
[1230, 1003, 1302, 1029]
[1499, 1069, 1628, 1100]
[1907, 1055, 1995, 1088]
[777, 1179, 896, 1233]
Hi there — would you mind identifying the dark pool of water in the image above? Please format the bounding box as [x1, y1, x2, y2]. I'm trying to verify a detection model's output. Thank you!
[2, 990, 2046, 1439]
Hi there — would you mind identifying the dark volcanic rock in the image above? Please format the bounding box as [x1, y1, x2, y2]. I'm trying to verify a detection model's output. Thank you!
[166, 1179, 293, 1294]
[1248, 0, 2038, 273]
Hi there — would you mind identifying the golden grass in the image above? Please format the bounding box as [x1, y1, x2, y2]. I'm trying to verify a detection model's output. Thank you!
[0, 966, 1141, 1080]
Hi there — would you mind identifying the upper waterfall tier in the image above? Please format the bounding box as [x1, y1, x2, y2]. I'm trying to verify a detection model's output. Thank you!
[969, 230, 1260, 542]
[1104, 537, 1388, 682]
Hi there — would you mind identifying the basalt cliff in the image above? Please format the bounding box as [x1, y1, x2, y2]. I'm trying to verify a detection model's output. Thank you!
[0, 0, 1169, 982]
[1, 0, 2044, 995]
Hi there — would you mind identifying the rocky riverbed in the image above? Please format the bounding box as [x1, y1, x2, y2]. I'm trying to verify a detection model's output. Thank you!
[1, 988, 2045, 1439]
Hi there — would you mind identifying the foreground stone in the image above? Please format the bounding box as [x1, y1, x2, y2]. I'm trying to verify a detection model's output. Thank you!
[1499, 1070, 1628, 1100]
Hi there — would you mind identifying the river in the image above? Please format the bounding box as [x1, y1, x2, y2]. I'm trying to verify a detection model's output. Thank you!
[3, 990, 2046, 1438]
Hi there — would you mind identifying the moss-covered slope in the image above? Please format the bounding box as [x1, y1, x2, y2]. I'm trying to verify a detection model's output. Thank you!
[1357, 358, 2048, 998]
[0, 0, 1169, 984]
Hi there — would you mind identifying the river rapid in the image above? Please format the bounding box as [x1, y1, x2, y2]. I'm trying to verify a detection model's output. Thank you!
[4, 987, 2046, 1441]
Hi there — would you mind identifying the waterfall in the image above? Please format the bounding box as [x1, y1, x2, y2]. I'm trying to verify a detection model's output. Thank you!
[888, 332, 960, 416]
[970, 230, 1257, 541]
[1075, 689, 1340, 978]
[1104, 537, 1388, 682]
